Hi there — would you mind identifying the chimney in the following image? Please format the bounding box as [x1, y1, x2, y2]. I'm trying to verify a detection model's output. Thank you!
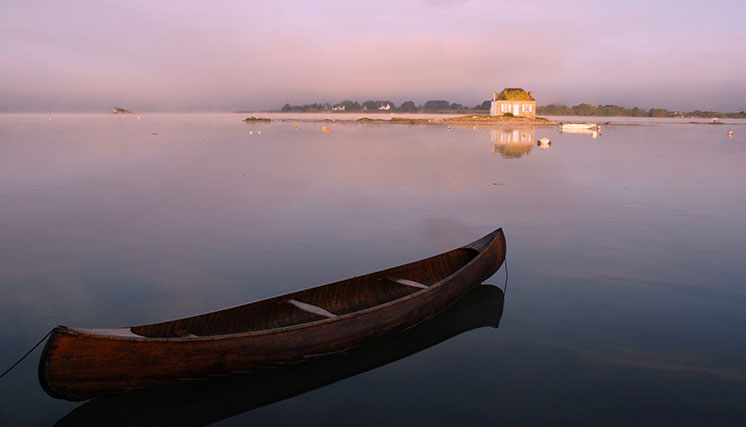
[528, 91, 534, 99]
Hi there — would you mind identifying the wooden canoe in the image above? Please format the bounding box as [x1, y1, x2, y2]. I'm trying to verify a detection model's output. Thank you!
[39, 228, 506, 401]
[57, 284, 505, 425]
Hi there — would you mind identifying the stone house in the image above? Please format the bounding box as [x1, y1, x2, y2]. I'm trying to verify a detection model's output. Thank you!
[490, 88, 536, 118]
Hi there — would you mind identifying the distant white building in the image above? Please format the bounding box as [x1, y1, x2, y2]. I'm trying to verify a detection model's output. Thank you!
[490, 88, 536, 118]
[378, 104, 391, 111]
[332, 105, 346, 111]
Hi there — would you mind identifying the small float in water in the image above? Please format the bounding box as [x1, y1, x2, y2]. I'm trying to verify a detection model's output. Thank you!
[537, 137, 551, 149]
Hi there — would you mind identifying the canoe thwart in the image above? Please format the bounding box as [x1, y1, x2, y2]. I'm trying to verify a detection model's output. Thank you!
[389, 278, 428, 289]
[287, 299, 338, 318]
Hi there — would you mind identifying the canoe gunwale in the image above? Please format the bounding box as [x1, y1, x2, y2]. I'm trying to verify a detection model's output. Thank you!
[54, 228, 504, 343]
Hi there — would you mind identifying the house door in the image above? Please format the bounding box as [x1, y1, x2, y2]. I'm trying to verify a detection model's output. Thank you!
[513, 104, 520, 116]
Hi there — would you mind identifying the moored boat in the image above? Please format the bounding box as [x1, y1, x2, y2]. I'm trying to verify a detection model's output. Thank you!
[560, 122, 598, 130]
[39, 228, 506, 401]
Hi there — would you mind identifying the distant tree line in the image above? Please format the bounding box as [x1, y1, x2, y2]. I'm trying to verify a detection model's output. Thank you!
[280, 99, 493, 113]
[537, 104, 746, 119]
[279, 100, 745, 118]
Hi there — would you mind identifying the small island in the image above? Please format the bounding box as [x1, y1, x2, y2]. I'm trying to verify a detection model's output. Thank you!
[243, 116, 271, 122]
[246, 114, 554, 127]
[112, 107, 133, 114]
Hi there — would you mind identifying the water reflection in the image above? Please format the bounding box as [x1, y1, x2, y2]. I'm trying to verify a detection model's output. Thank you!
[490, 127, 535, 158]
[558, 127, 600, 138]
[56, 284, 505, 426]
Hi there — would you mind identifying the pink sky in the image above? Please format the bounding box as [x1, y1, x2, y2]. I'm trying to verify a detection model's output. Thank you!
[1, 0, 745, 112]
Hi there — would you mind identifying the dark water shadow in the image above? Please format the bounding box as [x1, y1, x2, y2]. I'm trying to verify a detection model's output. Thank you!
[56, 284, 505, 426]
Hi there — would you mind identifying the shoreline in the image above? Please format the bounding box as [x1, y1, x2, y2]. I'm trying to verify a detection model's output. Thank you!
[247, 114, 559, 128]
[245, 113, 746, 128]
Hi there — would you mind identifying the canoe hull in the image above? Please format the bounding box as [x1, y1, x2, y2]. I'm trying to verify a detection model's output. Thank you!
[39, 229, 506, 401]
[57, 285, 505, 425]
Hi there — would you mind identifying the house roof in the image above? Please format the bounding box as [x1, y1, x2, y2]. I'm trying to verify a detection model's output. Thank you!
[495, 88, 534, 101]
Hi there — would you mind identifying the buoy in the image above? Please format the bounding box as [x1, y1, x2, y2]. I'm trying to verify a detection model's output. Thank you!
[295, 124, 299, 129]
[257, 131, 261, 135]
[322, 126, 329, 132]
[249, 130, 253, 135]
[137, 115, 141, 120]
[728, 130, 734, 137]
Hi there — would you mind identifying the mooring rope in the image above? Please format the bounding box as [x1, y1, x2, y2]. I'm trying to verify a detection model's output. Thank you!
[0, 329, 53, 380]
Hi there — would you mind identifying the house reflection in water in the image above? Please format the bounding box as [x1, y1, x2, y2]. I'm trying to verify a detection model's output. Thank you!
[490, 127, 536, 158]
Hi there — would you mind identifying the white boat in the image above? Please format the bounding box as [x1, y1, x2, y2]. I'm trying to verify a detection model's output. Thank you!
[560, 122, 598, 130]
[559, 123, 601, 138]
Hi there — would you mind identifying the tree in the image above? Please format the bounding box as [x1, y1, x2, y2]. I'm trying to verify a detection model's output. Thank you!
[423, 100, 450, 111]
[339, 100, 362, 111]
[598, 104, 624, 116]
[537, 104, 572, 115]
[362, 100, 378, 111]
[574, 103, 597, 116]
[398, 101, 418, 112]
[649, 108, 668, 118]
[473, 100, 491, 110]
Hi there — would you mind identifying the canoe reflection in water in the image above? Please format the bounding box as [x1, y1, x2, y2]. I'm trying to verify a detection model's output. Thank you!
[57, 284, 506, 426]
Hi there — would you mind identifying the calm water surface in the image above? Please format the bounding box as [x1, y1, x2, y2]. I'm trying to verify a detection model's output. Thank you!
[1, 114, 745, 425]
